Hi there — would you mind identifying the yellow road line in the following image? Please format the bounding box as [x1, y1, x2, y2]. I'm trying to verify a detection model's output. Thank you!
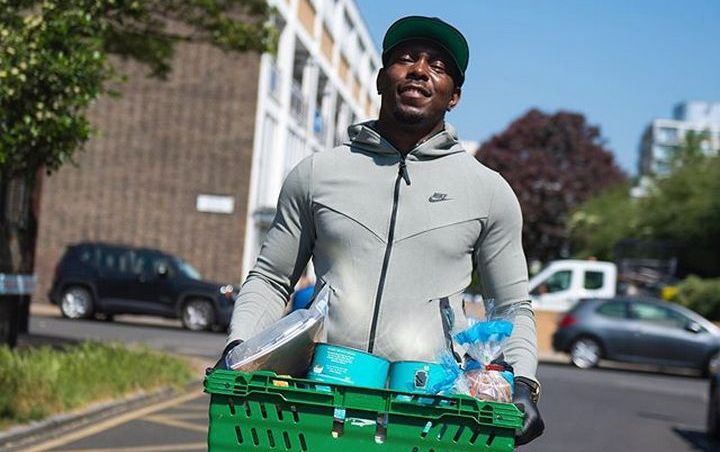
[54, 441, 206, 452]
[143, 414, 207, 433]
[26, 392, 204, 452]
[154, 412, 208, 420]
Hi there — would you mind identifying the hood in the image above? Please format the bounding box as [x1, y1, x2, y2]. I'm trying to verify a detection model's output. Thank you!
[346, 121, 466, 161]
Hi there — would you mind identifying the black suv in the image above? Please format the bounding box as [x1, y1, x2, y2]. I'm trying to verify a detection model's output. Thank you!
[48, 242, 237, 331]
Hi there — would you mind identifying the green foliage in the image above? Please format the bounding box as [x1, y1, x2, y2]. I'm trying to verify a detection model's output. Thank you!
[672, 276, 720, 320]
[0, 0, 274, 176]
[568, 183, 638, 260]
[0, 342, 193, 422]
[570, 144, 720, 275]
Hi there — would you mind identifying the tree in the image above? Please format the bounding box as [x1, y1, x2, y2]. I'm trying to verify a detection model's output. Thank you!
[568, 182, 638, 261]
[0, 0, 275, 273]
[476, 109, 626, 263]
[637, 152, 720, 276]
[570, 131, 720, 277]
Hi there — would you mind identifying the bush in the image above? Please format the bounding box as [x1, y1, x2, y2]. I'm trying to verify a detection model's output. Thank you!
[0, 342, 193, 423]
[673, 276, 720, 320]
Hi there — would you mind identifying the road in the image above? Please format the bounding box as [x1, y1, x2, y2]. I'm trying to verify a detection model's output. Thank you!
[18, 310, 720, 451]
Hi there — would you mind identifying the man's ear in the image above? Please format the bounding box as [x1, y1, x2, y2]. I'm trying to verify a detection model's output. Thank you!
[376, 68, 387, 95]
[447, 87, 461, 112]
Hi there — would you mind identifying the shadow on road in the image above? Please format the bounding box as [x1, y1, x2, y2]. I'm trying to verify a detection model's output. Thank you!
[16, 333, 81, 350]
[35, 314, 226, 335]
[540, 360, 703, 380]
[674, 428, 719, 451]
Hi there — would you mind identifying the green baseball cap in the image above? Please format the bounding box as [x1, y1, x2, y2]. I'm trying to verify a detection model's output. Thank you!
[382, 16, 469, 86]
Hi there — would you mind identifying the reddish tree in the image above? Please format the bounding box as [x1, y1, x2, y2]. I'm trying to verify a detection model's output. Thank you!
[475, 109, 626, 263]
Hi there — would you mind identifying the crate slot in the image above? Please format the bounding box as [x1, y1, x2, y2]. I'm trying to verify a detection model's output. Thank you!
[420, 421, 432, 438]
[282, 431, 292, 449]
[234, 426, 243, 444]
[291, 404, 300, 423]
[298, 432, 308, 451]
[243, 400, 251, 418]
[437, 423, 448, 440]
[469, 428, 481, 444]
[251, 428, 259, 446]
[275, 404, 284, 421]
[228, 398, 236, 415]
[485, 430, 496, 447]
[267, 429, 276, 448]
[453, 425, 465, 442]
[260, 402, 268, 419]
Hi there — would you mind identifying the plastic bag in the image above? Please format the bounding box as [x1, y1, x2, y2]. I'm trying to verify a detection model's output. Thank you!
[434, 298, 517, 402]
[224, 284, 330, 376]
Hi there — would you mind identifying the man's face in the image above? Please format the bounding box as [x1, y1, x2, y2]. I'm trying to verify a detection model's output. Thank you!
[377, 39, 461, 126]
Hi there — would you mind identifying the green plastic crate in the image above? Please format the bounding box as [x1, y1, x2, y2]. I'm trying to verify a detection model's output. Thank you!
[204, 369, 523, 451]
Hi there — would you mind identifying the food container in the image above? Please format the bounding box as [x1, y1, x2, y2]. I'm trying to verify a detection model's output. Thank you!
[388, 360, 446, 394]
[306, 344, 390, 389]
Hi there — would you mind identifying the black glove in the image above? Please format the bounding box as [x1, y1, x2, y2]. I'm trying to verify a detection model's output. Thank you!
[513, 377, 545, 446]
[208, 339, 243, 374]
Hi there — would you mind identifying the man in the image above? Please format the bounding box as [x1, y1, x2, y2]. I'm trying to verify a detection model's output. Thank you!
[221, 16, 544, 445]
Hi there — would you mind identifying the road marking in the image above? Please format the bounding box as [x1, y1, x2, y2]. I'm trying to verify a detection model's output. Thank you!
[26, 392, 203, 452]
[54, 442, 206, 451]
[155, 412, 207, 420]
[143, 414, 207, 433]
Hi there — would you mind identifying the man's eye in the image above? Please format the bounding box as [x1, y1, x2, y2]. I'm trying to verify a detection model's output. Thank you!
[431, 63, 446, 73]
[399, 55, 414, 63]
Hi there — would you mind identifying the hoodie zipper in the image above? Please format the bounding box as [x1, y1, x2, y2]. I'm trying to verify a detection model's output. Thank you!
[368, 156, 410, 353]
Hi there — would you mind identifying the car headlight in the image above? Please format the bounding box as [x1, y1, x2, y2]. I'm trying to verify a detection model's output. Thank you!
[219, 284, 236, 300]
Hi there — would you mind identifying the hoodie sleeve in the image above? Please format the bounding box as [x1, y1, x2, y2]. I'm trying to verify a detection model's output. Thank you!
[226, 156, 315, 346]
[473, 174, 538, 382]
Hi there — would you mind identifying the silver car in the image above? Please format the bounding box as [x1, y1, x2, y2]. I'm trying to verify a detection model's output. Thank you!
[552, 297, 720, 376]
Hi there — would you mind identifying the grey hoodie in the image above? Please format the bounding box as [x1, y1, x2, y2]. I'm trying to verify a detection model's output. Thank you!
[228, 121, 538, 381]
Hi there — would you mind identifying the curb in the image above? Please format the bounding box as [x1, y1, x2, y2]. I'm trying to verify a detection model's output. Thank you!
[0, 379, 205, 451]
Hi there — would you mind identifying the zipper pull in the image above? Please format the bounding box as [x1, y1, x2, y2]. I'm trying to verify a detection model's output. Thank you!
[398, 160, 411, 185]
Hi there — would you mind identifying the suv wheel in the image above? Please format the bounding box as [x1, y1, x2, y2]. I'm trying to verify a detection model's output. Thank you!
[570, 337, 602, 369]
[60, 286, 94, 319]
[181, 299, 215, 331]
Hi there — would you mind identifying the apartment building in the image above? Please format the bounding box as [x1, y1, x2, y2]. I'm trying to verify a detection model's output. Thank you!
[34, 0, 381, 297]
[638, 101, 720, 176]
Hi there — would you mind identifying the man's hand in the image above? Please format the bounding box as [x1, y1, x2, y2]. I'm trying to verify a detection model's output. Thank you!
[513, 376, 545, 446]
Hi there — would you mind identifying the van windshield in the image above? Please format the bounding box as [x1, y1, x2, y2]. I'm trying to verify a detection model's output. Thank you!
[174, 259, 202, 280]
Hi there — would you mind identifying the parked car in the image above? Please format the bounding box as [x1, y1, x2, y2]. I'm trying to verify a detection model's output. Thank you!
[49, 242, 238, 331]
[709, 371, 720, 439]
[552, 297, 720, 376]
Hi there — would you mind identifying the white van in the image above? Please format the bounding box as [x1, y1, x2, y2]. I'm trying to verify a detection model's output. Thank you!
[528, 260, 617, 312]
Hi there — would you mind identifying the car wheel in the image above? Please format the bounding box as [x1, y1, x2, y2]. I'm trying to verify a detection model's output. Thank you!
[709, 381, 720, 439]
[181, 299, 215, 331]
[60, 286, 95, 319]
[569, 337, 602, 369]
[701, 351, 720, 378]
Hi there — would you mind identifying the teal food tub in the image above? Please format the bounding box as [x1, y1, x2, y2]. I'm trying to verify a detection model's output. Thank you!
[306, 344, 389, 389]
[388, 361, 446, 394]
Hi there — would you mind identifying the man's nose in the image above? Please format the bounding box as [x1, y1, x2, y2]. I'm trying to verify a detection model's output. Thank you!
[407, 58, 430, 80]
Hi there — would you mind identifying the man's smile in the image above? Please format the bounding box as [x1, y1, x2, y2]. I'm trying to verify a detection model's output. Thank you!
[398, 83, 432, 98]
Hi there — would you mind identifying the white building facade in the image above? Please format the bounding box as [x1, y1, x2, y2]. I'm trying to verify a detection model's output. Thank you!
[638, 101, 720, 176]
[242, 0, 382, 276]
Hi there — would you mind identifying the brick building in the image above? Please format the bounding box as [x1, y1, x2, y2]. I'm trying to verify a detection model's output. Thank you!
[34, 0, 380, 298]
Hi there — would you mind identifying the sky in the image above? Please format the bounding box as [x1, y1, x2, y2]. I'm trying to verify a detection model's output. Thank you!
[356, 0, 720, 175]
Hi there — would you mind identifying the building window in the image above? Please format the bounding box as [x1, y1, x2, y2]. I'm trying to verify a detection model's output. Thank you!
[285, 131, 306, 176]
[655, 127, 679, 145]
[256, 114, 277, 207]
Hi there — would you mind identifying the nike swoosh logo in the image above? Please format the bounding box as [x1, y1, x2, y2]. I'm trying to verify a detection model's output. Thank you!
[428, 192, 451, 203]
